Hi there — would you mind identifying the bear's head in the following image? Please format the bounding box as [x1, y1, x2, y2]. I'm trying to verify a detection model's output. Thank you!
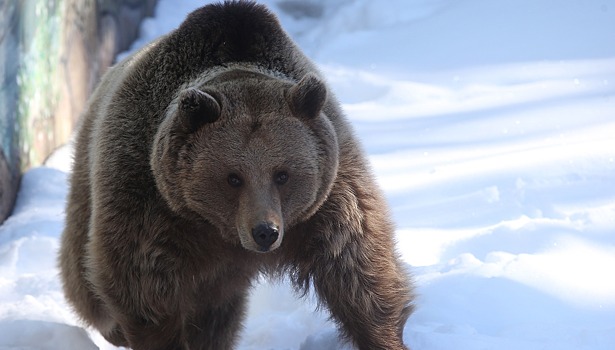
[152, 70, 339, 252]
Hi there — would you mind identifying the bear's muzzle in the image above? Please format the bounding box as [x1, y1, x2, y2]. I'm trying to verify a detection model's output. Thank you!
[251, 221, 280, 252]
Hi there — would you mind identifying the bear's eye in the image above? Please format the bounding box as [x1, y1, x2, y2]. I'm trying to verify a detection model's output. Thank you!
[274, 171, 289, 185]
[227, 173, 243, 188]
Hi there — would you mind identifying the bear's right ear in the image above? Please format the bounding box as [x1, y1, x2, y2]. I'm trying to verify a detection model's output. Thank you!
[177, 88, 221, 132]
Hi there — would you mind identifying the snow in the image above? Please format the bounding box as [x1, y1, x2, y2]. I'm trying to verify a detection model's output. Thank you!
[1, 0, 614, 349]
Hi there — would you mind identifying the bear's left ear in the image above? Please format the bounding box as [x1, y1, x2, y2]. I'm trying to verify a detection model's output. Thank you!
[177, 88, 221, 132]
[288, 73, 327, 120]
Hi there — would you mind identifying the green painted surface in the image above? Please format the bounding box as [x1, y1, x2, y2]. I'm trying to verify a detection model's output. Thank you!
[0, 0, 22, 171]
[1, 0, 62, 170]
[0, 0, 157, 221]
[17, 0, 63, 169]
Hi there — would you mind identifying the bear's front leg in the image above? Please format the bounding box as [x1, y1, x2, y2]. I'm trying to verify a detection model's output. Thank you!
[294, 182, 414, 350]
[92, 277, 188, 350]
[91, 276, 187, 350]
[184, 290, 250, 350]
[113, 314, 186, 350]
[87, 228, 190, 349]
[312, 239, 413, 350]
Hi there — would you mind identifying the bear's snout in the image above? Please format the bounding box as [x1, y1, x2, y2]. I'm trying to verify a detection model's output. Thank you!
[251, 222, 280, 252]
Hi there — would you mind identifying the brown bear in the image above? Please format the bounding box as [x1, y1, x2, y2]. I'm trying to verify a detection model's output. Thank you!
[58, 1, 414, 349]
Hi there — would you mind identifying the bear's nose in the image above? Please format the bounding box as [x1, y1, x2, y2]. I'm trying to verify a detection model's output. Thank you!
[251, 222, 279, 252]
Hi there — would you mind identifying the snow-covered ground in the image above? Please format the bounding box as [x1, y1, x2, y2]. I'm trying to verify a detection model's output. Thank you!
[2, 0, 615, 349]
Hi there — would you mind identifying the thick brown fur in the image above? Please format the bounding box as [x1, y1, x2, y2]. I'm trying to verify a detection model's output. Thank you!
[59, 1, 415, 349]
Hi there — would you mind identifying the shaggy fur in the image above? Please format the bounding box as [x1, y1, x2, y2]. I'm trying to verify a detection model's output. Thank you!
[59, 1, 415, 349]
